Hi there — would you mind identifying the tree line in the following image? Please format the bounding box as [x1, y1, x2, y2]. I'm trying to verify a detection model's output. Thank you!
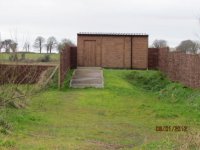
[0, 36, 75, 53]
[152, 39, 200, 54]
[0, 39, 17, 53]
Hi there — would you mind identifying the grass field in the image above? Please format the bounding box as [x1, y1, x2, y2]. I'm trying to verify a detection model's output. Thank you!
[0, 70, 199, 149]
[0, 53, 59, 62]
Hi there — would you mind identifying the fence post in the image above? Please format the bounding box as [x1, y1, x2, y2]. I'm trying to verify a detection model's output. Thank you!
[59, 45, 71, 88]
[58, 61, 61, 89]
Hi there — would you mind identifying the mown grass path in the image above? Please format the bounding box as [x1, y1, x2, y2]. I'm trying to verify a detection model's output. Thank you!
[0, 70, 199, 149]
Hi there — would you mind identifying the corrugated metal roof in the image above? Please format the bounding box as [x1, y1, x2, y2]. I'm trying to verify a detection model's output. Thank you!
[78, 32, 148, 37]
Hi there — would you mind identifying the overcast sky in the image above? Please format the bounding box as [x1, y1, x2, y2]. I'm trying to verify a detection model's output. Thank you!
[0, 0, 200, 51]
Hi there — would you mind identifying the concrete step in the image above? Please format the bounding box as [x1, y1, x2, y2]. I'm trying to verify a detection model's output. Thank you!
[71, 84, 104, 88]
[70, 67, 104, 88]
[71, 78, 103, 84]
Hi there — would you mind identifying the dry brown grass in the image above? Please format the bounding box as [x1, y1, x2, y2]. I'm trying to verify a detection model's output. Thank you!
[0, 64, 58, 108]
[175, 130, 200, 150]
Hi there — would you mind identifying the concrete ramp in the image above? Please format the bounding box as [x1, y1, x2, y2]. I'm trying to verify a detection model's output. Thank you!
[70, 67, 104, 88]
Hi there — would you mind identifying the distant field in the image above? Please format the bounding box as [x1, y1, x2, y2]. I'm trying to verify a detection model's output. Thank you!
[0, 53, 60, 62]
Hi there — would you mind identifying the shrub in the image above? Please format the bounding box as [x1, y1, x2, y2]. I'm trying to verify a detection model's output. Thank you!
[20, 53, 26, 60]
[126, 71, 199, 103]
[38, 55, 51, 62]
[126, 71, 170, 91]
[9, 54, 18, 61]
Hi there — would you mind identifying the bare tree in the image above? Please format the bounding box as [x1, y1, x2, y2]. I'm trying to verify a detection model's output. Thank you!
[176, 40, 200, 54]
[23, 41, 30, 52]
[57, 39, 75, 52]
[2, 40, 12, 53]
[10, 42, 17, 53]
[61, 39, 75, 47]
[0, 34, 2, 53]
[46, 37, 57, 54]
[10, 42, 18, 61]
[1, 39, 17, 53]
[45, 44, 50, 54]
[0, 41, 3, 53]
[152, 39, 168, 48]
[33, 36, 45, 53]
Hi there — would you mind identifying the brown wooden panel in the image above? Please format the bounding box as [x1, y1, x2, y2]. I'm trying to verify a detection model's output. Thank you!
[132, 37, 148, 69]
[70, 47, 77, 69]
[102, 37, 124, 68]
[83, 40, 96, 66]
[148, 48, 159, 69]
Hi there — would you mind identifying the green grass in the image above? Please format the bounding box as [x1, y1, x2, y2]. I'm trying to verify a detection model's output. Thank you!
[0, 53, 59, 62]
[0, 70, 200, 149]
